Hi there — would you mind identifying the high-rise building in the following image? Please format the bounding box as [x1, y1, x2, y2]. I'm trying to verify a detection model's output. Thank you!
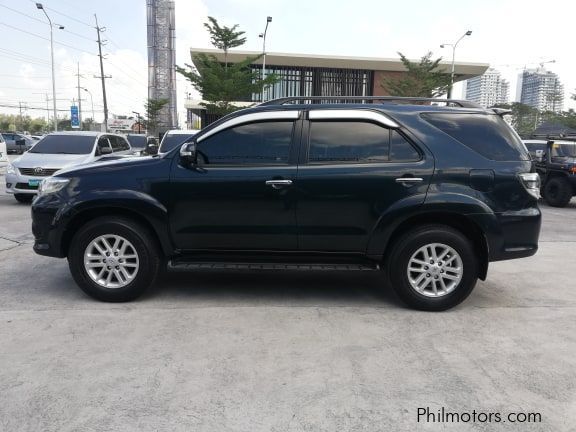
[146, 0, 177, 134]
[517, 68, 564, 112]
[465, 68, 509, 108]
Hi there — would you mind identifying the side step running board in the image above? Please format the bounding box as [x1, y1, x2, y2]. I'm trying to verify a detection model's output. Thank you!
[168, 261, 379, 272]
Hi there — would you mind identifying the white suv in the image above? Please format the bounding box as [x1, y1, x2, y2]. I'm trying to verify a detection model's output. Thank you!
[6, 131, 134, 203]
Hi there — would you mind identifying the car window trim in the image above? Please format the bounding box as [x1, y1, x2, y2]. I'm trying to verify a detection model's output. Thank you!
[196, 120, 297, 167]
[308, 109, 400, 128]
[302, 117, 421, 166]
[197, 111, 300, 143]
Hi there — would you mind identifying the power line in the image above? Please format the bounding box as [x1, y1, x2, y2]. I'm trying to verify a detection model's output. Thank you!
[0, 22, 98, 56]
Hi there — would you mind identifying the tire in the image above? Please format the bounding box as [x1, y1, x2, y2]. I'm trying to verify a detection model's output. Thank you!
[542, 177, 572, 207]
[67, 216, 161, 302]
[14, 194, 33, 204]
[387, 225, 479, 311]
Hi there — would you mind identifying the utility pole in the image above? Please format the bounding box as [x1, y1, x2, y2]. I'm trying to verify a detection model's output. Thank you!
[94, 15, 110, 132]
[76, 62, 83, 130]
[18, 102, 25, 131]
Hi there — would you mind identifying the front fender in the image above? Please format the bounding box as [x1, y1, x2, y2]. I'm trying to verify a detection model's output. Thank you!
[57, 189, 173, 256]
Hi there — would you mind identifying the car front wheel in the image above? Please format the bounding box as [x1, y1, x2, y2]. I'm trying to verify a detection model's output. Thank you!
[68, 216, 161, 302]
[387, 225, 479, 311]
[542, 177, 572, 207]
[14, 194, 34, 204]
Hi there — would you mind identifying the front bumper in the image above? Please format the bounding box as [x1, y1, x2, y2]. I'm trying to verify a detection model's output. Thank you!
[31, 194, 70, 258]
[5, 171, 45, 195]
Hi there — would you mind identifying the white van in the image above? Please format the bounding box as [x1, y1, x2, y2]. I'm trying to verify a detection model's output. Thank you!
[158, 129, 200, 154]
[0, 133, 8, 169]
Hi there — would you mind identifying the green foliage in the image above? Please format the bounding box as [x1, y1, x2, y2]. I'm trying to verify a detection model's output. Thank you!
[177, 54, 277, 115]
[204, 16, 246, 68]
[0, 114, 49, 133]
[493, 103, 539, 137]
[177, 16, 277, 115]
[381, 52, 451, 98]
[144, 98, 169, 134]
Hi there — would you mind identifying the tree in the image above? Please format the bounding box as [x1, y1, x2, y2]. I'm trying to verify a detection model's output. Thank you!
[381, 52, 451, 98]
[177, 17, 277, 115]
[145, 98, 168, 136]
[204, 16, 246, 70]
[493, 102, 539, 137]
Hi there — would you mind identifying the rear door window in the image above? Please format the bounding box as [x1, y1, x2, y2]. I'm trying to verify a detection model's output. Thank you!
[422, 113, 531, 161]
[308, 121, 390, 164]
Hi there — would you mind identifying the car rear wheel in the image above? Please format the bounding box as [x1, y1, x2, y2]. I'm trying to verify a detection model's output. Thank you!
[14, 194, 33, 204]
[68, 216, 161, 302]
[542, 177, 572, 207]
[387, 225, 478, 311]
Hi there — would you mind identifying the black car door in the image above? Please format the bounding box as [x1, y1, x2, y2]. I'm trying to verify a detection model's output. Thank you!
[295, 109, 434, 253]
[169, 110, 301, 251]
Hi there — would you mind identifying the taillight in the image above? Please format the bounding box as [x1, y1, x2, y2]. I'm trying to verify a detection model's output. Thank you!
[518, 173, 540, 199]
[570, 166, 576, 174]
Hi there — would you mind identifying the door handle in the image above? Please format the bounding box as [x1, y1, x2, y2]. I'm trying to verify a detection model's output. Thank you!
[395, 177, 424, 184]
[265, 179, 293, 189]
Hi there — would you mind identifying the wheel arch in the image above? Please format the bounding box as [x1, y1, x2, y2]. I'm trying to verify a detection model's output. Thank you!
[60, 204, 173, 258]
[372, 210, 490, 281]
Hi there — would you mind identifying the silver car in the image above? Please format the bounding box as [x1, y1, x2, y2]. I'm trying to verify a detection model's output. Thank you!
[1, 132, 35, 154]
[5, 131, 135, 203]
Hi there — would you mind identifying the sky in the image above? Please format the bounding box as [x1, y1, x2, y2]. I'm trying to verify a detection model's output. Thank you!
[0, 0, 574, 126]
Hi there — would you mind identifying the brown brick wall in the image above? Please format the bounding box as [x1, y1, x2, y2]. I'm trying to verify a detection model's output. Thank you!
[372, 70, 407, 96]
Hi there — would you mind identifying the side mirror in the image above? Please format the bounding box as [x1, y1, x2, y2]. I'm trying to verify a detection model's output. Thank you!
[180, 141, 197, 165]
[534, 149, 545, 162]
[99, 146, 113, 155]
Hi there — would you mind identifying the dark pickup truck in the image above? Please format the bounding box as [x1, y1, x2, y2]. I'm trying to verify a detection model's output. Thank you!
[524, 138, 576, 207]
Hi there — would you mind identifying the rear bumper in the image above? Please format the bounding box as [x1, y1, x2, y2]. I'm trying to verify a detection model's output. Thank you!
[485, 206, 541, 262]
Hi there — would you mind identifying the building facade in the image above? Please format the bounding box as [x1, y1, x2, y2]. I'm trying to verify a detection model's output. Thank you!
[465, 68, 509, 108]
[518, 68, 564, 112]
[185, 49, 489, 128]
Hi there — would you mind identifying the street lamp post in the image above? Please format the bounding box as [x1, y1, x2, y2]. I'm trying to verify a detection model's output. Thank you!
[36, 3, 63, 132]
[82, 88, 95, 127]
[132, 111, 142, 134]
[259, 16, 272, 102]
[440, 30, 472, 98]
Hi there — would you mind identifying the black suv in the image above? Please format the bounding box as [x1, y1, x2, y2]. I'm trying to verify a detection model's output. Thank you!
[31, 97, 541, 311]
[523, 137, 576, 207]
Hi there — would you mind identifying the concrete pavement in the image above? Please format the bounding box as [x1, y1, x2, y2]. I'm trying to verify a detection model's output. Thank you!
[0, 176, 575, 431]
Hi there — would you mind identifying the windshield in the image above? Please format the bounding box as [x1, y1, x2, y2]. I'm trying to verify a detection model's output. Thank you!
[160, 133, 196, 153]
[28, 135, 95, 154]
[551, 143, 576, 158]
[127, 135, 146, 149]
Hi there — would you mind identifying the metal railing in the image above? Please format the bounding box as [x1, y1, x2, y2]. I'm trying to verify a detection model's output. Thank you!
[259, 96, 480, 108]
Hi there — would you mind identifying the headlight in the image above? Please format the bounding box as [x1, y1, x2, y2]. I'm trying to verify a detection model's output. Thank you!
[38, 177, 70, 196]
[6, 163, 16, 175]
[518, 172, 540, 199]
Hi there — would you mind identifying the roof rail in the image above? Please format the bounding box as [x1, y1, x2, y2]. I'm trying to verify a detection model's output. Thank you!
[259, 96, 481, 109]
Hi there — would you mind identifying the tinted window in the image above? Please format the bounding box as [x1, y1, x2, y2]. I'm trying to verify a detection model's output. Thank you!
[109, 136, 129, 152]
[308, 121, 389, 164]
[97, 137, 111, 152]
[551, 143, 576, 158]
[197, 121, 293, 165]
[127, 135, 146, 149]
[28, 135, 95, 154]
[390, 130, 420, 162]
[422, 113, 531, 161]
[160, 133, 197, 153]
